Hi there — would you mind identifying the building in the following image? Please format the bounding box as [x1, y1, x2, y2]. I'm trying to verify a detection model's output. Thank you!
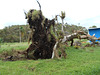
[88, 28, 100, 42]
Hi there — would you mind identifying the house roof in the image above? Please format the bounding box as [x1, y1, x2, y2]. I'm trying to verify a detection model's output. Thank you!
[88, 27, 100, 30]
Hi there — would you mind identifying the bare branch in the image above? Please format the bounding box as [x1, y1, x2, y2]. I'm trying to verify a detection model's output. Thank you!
[36, 0, 41, 11]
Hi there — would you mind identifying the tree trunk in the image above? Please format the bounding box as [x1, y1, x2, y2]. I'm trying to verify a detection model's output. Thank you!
[20, 32, 21, 43]
[62, 19, 64, 32]
[52, 41, 60, 59]
[62, 31, 100, 46]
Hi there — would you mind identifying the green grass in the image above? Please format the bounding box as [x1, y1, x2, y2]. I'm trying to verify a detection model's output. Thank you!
[0, 42, 100, 75]
[0, 42, 29, 53]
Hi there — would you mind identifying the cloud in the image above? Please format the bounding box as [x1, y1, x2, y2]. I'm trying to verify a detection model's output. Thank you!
[0, 0, 100, 29]
[0, 24, 4, 29]
[77, 15, 100, 28]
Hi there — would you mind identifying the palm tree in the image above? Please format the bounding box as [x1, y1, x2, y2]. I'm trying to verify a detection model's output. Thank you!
[60, 11, 65, 32]
[19, 26, 24, 43]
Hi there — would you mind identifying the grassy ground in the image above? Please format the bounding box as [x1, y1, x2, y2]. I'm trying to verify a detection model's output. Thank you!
[0, 42, 100, 75]
[0, 42, 29, 53]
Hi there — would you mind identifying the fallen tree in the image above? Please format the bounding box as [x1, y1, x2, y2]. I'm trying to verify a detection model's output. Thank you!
[3, 0, 99, 61]
[80, 34, 100, 45]
[62, 30, 100, 46]
[61, 31, 86, 46]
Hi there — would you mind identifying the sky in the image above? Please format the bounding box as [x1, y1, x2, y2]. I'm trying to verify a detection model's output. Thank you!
[0, 0, 100, 29]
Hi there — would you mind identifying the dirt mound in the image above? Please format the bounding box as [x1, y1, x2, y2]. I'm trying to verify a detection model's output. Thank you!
[0, 50, 28, 61]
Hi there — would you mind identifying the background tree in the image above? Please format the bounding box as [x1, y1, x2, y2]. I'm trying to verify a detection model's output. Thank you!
[0, 25, 30, 42]
[0, 38, 3, 48]
[89, 25, 97, 28]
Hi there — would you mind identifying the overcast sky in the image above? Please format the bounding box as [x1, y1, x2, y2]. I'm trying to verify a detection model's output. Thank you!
[0, 0, 100, 29]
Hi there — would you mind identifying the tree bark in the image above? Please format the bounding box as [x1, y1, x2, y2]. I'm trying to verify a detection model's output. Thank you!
[62, 31, 100, 46]
[52, 41, 60, 59]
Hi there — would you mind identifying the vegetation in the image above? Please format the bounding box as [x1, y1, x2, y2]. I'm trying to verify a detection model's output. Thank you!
[89, 25, 97, 28]
[0, 24, 87, 43]
[0, 42, 100, 75]
[60, 11, 66, 32]
[0, 25, 30, 43]
[0, 42, 28, 53]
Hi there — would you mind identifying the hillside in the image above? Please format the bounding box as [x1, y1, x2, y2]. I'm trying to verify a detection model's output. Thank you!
[0, 25, 30, 42]
[0, 24, 87, 43]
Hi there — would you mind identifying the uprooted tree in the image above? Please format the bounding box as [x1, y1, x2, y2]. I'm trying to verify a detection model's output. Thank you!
[1, 0, 100, 61]
[24, 0, 100, 60]
[24, 0, 67, 59]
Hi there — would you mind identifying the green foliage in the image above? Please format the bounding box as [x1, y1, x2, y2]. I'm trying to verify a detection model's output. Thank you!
[50, 26, 64, 41]
[64, 24, 88, 34]
[56, 30, 64, 39]
[27, 9, 44, 21]
[89, 25, 97, 28]
[74, 45, 80, 49]
[60, 11, 65, 20]
[19, 26, 24, 38]
[0, 38, 3, 43]
[31, 10, 41, 20]
[0, 25, 30, 42]
[50, 26, 58, 40]
[19, 26, 24, 32]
